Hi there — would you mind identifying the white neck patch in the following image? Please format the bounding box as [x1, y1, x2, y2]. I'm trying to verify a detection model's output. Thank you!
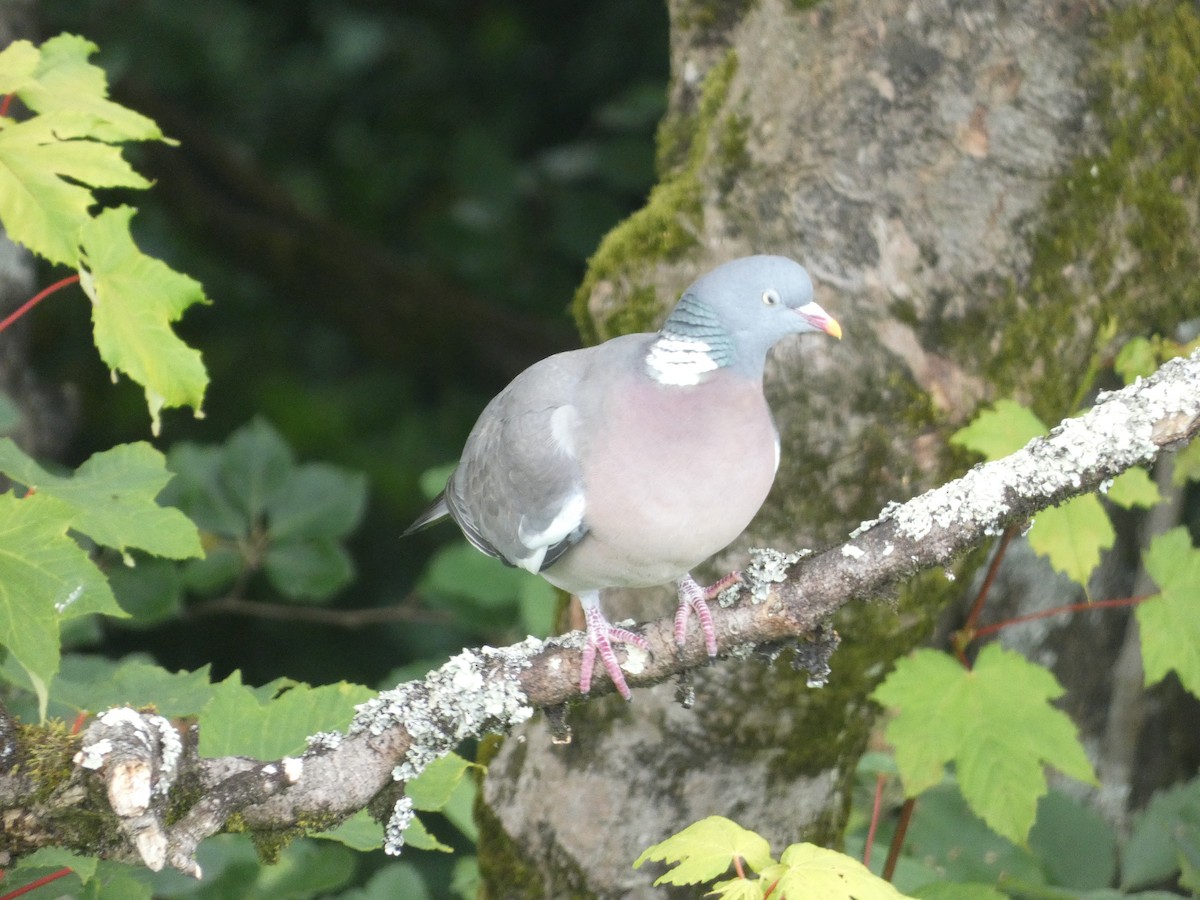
[645, 335, 719, 386]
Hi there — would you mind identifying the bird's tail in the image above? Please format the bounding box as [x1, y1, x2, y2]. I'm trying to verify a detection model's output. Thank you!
[401, 494, 450, 537]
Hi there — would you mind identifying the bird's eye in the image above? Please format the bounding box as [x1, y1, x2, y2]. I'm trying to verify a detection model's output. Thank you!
[762, 289, 781, 306]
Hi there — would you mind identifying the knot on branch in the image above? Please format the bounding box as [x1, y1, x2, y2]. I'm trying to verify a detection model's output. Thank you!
[75, 708, 183, 871]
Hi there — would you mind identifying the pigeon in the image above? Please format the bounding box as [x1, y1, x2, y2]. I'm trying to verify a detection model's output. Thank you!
[405, 255, 841, 699]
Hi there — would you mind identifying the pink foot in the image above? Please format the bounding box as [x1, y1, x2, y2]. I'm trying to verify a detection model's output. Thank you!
[674, 572, 741, 657]
[580, 600, 650, 701]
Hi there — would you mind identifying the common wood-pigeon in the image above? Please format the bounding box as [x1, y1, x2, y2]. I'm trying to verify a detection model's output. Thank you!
[405, 255, 841, 699]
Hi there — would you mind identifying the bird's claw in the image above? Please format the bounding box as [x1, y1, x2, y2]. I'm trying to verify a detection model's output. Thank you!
[580, 605, 650, 701]
[674, 571, 742, 657]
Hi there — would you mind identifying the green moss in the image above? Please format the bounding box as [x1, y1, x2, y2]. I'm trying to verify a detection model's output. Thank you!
[13, 720, 79, 803]
[953, 1, 1200, 423]
[572, 50, 742, 343]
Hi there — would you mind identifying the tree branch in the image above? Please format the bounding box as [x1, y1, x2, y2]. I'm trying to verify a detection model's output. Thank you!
[2, 350, 1198, 875]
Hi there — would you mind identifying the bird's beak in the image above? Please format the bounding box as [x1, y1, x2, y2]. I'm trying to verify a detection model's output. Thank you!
[797, 301, 843, 340]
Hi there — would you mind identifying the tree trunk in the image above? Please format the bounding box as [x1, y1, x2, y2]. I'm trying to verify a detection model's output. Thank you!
[478, 0, 1200, 895]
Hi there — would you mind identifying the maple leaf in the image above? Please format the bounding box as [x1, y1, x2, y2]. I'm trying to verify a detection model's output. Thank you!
[872, 645, 1096, 845]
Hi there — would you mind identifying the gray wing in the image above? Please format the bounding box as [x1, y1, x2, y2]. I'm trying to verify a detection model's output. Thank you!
[443, 349, 594, 574]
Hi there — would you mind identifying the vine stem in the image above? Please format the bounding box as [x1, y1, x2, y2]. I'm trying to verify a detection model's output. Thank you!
[882, 797, 915, 882]
[973, 594, 1152, 640]
[0, 274, 82, 335]
[0, 94, 11, 117]
[862, 772, 887, 868]
[0, 868, 74, 899]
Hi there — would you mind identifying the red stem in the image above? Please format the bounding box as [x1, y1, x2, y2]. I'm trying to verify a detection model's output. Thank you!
[0, 868, 74, 899]
[0, 94, 12, 117]
[963, 525, 1017, 634]
[882, 797, 916, 882]
[974, 594, 1153, 640]
[862, 772, 887, 868]
[0, 274, 82, 335]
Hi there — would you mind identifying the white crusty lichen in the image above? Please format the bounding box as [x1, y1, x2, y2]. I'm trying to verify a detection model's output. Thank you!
[745, 548, 809, 602]
[875, 354, 1200, 544]
[383, 795, 415, 856]
[349, 640, 538, 787]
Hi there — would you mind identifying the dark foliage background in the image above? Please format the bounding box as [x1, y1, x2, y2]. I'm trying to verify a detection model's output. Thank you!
[30, 0, 668, 687]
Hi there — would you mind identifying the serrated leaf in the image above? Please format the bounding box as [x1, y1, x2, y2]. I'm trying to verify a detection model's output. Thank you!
[0, 492, 123, 716]
[1138, 527, 1200, 697]
[759, 843, 908, 899]
[51, 657, 216, 718]
[407, 752, 478, 812]
[951, 400, 1047, 461]
[872, 645, 1096, 846]
[1027, 494, 1114, 589]
[266, 462, 368, 542]
[0, 39, 40, 93]
[402, 814, 454, 853]
[264, 537, 355, 602]
[708, 875, 765, 899]
[634, 816, 774, 886]
[0, 115, 148, 265]
[1105, 467, 1161, 509]
[0, 438, 202, 559]
[79, 206, 209, 433]
[198, 673, 374, 758]
[19, 35, 168, 144]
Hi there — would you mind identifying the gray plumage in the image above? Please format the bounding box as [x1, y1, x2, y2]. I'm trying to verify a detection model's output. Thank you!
[405, 255, 841, 699]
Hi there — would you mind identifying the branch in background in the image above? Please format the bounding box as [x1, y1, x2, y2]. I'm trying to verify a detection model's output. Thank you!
[2, 349, 1198, 875]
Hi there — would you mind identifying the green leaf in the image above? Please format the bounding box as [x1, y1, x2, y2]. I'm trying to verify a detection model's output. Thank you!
[402, 814, 453, 853]
[264, 538, 355, 602]
[219, 417, 294, 521]
[950, 400, 1047, 461]
[634, 816, 774, 886]
[0, 438, 202, 560]
[1027, 494, 1114, 589]
[266, 462, 368, 542]
[1138, 527, 1200, 697]
[871, 645, 1096, 846]
[50, 657, 216, 718]
[18, 35, 169, 144]
[198, 672, 374, 758]
[0, 39, 40, 93]
[314, 809, 383, 852]
[707, 875, 765, 899]
[758, 843, 907, 899]
[162, 442, 249, 538]
[1123, 776, 1200, 890]
[910, 884, 1007, 899]
[1028, 790, 1117, 888]
[12, 847, 99, 883]
[406, 752, 478, 812]
[901, 784, 1042, 887]
[0, 492, 123, 716]
[108, 556, 183, 625]
[1172, 438, 1200, 487]
[79, 206, 209, 433]
[0, 114, 148, 265]
[1104, 467, 1161, 509]
[336, 862, 432, 900]
[1114, 336, 1158, 384]
[418, 462, 456, 500]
